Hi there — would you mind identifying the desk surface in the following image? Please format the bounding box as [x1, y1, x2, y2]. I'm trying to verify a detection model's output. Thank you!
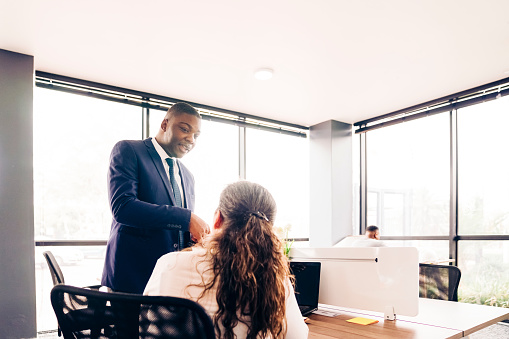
[308, 299, 509, 339]
[400, 298, 509, 336]
[307, 311, 461, 339]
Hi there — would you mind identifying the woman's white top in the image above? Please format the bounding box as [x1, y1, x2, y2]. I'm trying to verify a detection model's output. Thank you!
[144, 247, 309, 339]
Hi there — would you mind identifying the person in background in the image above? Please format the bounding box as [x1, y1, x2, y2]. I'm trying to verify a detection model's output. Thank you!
[144, 181, 308, 339]
[352, 225, 386, 247]
[102, 102, 210, 294]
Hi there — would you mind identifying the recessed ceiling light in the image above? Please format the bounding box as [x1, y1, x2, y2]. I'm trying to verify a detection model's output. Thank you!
[254, 68, 274, 80]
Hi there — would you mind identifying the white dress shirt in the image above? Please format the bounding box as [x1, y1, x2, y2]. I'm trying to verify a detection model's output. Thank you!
[352, 237, 386, 247]
[152, 137, 184, 206]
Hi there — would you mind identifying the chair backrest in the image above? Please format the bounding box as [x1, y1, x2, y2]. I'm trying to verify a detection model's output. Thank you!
[43, 250, 65, 285]
[50, 284, 216, 339]
[419, 263, 461, 302]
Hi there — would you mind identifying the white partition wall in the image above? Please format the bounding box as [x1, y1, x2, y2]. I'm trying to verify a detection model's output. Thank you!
[291, 247, 419, 318]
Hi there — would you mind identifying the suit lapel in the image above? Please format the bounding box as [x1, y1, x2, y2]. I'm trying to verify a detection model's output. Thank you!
[143, 138, 177, 206]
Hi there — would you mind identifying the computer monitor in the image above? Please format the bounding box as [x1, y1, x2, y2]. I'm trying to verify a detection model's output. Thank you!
[290, 261, 321, 316]
[290, 247, 419, 319]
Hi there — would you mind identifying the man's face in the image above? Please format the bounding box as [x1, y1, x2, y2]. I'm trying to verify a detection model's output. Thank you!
[367, 230, 380, 240]
[159, 113, 201, 158]
[373, 231, 380, 240]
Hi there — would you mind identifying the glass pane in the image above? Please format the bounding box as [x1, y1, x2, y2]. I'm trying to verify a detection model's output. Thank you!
[183, 120, 240, 224]
[366, 113, 450, 236]
[36, 246, 106, 331]
[148, 109, 166, 137]
[246, 129, 310, 239]
[382, 240, 449, 263]
[458, 95, 509, 235]
[367, 191, 379, 226]
[34, 88, 141, 241]
[458, 241, 509, 307]
[383, 192, 405, 234]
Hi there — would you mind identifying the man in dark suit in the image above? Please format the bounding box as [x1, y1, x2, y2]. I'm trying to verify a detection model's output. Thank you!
[102, 102, 209, 294]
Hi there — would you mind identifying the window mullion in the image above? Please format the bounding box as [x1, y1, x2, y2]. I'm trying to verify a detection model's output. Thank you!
[450, 109, 458, 265]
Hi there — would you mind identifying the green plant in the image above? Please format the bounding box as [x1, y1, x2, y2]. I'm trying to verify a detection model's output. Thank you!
[274, 224, 294, 259]
[459, 263, 509, 308]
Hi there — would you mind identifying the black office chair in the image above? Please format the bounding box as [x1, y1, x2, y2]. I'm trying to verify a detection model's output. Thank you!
[43, 250, 102, 288]
[50, 284, 216, 339]
[43, 250, 102, 336]
[419, 263, 461, 302]
[42, 250, 67, 285]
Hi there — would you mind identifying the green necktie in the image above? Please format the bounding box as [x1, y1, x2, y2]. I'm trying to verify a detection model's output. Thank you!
[166, 158, 183, 208]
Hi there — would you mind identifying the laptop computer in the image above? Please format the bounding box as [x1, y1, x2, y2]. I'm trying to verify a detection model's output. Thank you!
[290, 261, 321, 317]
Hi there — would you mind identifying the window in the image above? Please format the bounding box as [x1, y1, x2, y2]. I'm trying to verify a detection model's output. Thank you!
[382, 240, 450, 263]
[358, 78, 509, 309]
[34, 88, 141, 241]
[458, 241, 509, 306]
[148, 109, 165, 137]
[366, 113, 450, 236]
[246, 129, 309, 239]
[458, 95, 509, 235]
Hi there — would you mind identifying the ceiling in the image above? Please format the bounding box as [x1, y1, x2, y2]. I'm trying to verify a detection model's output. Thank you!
[2, 0, 509, 127]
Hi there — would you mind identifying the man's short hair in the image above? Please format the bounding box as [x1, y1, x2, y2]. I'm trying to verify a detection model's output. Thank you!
[366, 225, 379, 233]
[167, 102, 201, 119]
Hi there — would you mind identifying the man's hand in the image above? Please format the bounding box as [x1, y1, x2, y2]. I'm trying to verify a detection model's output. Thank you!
[189, 213, 210, 243]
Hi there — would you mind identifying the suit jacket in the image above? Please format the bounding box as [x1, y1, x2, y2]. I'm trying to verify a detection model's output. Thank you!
[101, 138, 195, 293]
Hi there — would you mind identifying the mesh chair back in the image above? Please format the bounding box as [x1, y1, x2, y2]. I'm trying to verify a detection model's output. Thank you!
[419, 263, 461, 302]
[50, 284, 215, 339]
[43, 250, 65, 285]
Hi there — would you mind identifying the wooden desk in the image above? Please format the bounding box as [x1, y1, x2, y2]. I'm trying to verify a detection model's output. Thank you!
[307, 311, 461, 338]
[308, 299, 509, 338]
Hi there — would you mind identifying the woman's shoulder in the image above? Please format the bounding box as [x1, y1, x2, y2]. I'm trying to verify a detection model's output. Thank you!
[157, 246, 207, 266]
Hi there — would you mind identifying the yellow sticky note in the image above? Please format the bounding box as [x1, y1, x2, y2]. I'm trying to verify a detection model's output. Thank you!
[346, 317, 379, 325]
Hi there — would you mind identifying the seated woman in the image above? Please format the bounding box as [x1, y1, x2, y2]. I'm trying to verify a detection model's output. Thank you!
[144, 181, 308, 339]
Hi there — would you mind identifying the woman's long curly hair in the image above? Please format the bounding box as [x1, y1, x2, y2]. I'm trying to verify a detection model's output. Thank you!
[199, 181, 289, 339]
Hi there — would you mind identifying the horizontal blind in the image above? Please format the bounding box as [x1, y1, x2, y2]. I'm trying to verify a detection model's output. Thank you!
[354, 76, 509, 134]
[35, 71, 308, 138]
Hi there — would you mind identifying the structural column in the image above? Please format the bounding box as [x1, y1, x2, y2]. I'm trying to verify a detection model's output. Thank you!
[0, 49, 36, 338]
[309, 120, 353, 247]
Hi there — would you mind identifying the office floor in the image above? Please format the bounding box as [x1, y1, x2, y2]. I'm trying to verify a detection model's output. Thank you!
[36, 322, 509, 338]
[36, 329, 59, 338]
[470, 321, 509, 338]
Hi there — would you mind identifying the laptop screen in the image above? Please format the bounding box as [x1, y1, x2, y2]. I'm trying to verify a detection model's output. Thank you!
[290, 261, 321, 316]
